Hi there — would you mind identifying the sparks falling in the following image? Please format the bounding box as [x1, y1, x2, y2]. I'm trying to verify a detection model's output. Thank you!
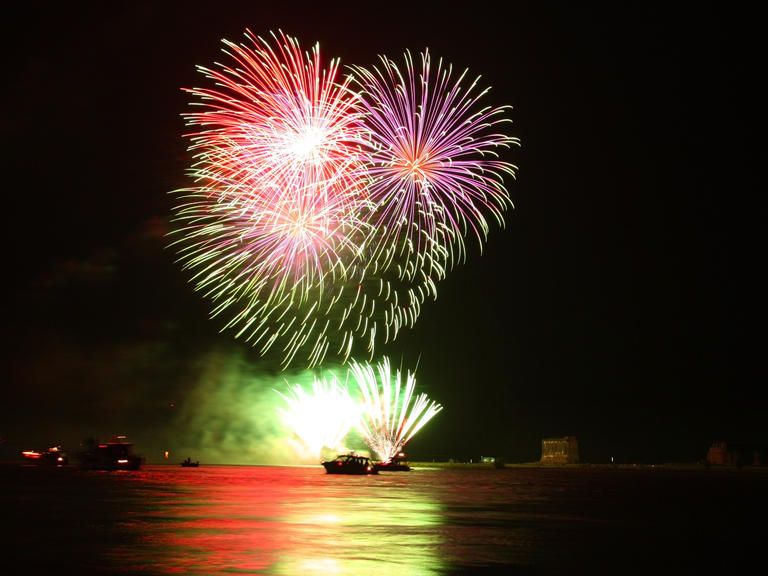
[170, 30, 371, 366]
[171, 31, 519, 368]
[349, 357, 443, 463]
[350, 49, 520, 281]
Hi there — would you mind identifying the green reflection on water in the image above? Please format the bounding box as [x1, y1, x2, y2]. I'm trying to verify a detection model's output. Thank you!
[274, 493, 444, 575]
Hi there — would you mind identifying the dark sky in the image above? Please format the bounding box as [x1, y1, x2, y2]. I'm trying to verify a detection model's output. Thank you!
[1, 2, 749, 464]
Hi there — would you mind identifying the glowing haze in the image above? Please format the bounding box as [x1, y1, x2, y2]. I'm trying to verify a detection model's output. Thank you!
[276, 371, 361, 461]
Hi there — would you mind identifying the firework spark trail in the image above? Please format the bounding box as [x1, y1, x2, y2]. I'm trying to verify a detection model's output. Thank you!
[185, 30, 369, 212]
[349, 357, 443, 462]
[171, 188, 428, 366]
[170, 30, 379, 366]
[171, 32, 518, 368]
[276, 373, 361, 460]
[170, 33, 434, 367]
[350, 49, 520, 281]
[173, 30, 369, 301]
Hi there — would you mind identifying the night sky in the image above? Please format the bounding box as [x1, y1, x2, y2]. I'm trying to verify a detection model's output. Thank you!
[1, 3, 748, 464]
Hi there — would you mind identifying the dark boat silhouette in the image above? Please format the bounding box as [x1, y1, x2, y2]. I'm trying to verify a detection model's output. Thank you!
[21, 445, 69, 466]
[78, 436, 143, 471]
[181, 457, 199, 467]
[322, 453, 378, 475]
[374, 453, 411, 472]
[374, 459, 411, 472]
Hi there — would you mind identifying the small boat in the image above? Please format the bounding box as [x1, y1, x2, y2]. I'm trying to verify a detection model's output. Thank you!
[181, 457, 199, 467]
[322, 453, 378, 475]
[78, 436, 144, 471]
[374, 453, 411, 472]
[21, 445, 69, 466]
[374, 459, 411, 472]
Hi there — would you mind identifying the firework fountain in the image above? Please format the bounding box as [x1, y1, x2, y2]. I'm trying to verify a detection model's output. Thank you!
[349, 357, 443, 463]
[276, 358, 442, 463]
[276, 372, 361, 461]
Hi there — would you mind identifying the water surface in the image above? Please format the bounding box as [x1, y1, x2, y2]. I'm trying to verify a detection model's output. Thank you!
[2, 463, 763, 574]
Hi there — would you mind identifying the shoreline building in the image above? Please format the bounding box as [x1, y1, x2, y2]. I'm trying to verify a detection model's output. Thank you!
[706, 441, 767, 467]
[540, 436, 580, 464]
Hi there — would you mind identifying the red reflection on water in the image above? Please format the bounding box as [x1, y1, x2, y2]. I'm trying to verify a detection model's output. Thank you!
[104, 465, 443, 575]
[110, 467, 297, 573]
[5, 463, 765, 573]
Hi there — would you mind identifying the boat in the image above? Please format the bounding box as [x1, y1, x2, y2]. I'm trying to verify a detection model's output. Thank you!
[21, 445, 69, 466]
[374, 453, 411, 472]
[374, 459, 411, 472]
[78, 436, 144, 471]
[181, 457, 199, 467]
[322, 453, 378, 475]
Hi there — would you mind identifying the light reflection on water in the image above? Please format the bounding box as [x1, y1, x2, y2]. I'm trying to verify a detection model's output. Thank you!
[4, 463, 765, 574]
[109, 466, 449, 575]
[103, 466, 450, 574]
[97, 464, 620, 574]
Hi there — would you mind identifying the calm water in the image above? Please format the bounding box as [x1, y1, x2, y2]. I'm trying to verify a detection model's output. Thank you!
[1, 463, 765, 574]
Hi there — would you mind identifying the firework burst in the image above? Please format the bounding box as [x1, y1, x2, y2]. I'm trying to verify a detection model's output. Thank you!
[174, 29, 369, 291]
[170, 30, 374, 365]
[171, 33, 518, 367]
[170, 33, 436, 367]
[184, 30, 369, 214]
[350, 49, 520, 280]
[349, 357, 442, 462]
